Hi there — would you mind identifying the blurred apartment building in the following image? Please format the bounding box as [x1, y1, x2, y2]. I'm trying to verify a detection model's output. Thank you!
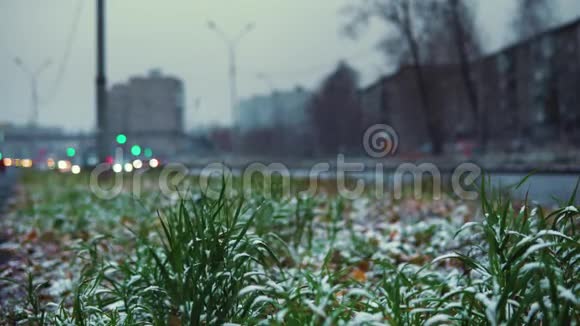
[236, 87, 311, 155]
[107, 69, 185, 158]
[360, 18, 580, 153]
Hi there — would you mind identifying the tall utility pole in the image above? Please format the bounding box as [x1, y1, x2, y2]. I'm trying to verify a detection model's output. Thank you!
[207, 21, 254, 128]
[96, 0, 108, 162]
[13, 58, 52, 126]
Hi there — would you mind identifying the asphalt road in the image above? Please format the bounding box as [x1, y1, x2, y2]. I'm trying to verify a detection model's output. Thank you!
[0, 169, 17, 211]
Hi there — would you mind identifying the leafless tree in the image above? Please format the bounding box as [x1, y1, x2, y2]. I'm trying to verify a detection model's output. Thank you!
[343, 0, 444, 154]
[434, 0, 487, 150]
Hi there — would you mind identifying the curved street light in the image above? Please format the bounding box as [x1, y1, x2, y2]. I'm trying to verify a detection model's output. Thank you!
[13, 57, 52, 126]
[207, 21, 255, 127]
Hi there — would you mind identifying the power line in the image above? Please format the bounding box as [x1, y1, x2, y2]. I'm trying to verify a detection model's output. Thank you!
[42, 0, 85, 105]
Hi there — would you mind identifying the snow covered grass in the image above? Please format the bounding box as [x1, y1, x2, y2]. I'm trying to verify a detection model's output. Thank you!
[0, 171, 578, 325]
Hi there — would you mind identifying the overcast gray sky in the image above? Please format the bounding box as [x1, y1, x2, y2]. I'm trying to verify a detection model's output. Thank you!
[1, 0, 579, 131]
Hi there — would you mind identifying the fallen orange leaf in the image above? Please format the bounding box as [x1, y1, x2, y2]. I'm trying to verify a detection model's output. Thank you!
[357, 260, 371, 272]
[351, 268, 367, 282]
[24, 229, 38, 242]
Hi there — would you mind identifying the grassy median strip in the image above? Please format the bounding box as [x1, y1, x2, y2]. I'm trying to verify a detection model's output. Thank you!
[0, 172, 578, 325]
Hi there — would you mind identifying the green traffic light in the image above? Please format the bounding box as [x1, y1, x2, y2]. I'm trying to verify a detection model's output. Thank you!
[116, 134, 127, 144]
[0, 152, 3, 160]
[66, 147, 76, 157]
[144, 148, 153, 158]
[131, 145, 142, 156]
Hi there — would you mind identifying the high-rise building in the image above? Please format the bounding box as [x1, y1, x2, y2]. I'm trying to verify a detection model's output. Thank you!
[107, 69, 185, 158]
[236, 87, 310, 133]
[235, 87, 311, 155]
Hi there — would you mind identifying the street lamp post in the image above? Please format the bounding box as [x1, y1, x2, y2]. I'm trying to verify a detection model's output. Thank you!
[207, 21, 254, 133]
[13, 57, 52, 126]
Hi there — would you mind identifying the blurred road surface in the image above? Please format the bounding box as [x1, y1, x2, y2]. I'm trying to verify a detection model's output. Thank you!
[0, 169, 18, 265]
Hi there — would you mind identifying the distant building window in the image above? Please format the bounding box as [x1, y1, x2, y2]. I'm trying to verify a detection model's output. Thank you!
[536, 110, 546, 123]
[541, 37, 554, 57]
[497, 54, 511, 73]
[176, 90, 184, 108]
[534, 69, 546, 82]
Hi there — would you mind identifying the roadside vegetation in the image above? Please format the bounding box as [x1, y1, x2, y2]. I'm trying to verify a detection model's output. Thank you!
[0, 171, 578, 325]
